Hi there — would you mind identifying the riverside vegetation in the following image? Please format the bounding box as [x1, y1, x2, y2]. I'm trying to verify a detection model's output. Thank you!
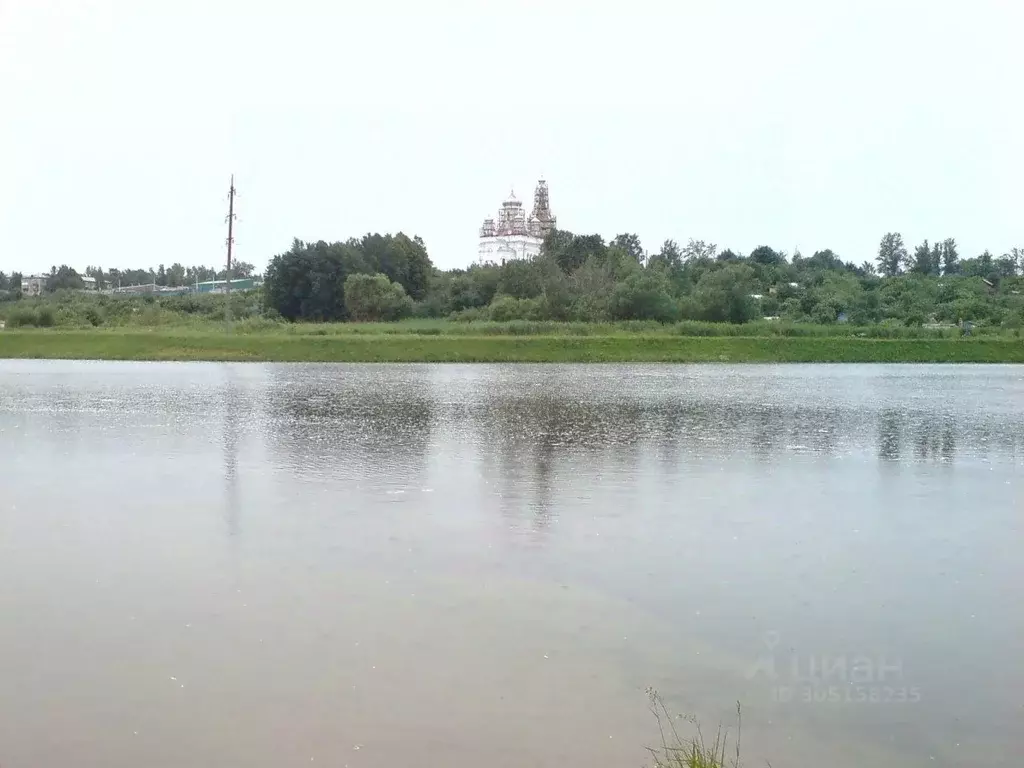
[2, 230, 1023, 362]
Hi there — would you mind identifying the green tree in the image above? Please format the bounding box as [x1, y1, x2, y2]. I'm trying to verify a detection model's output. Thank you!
[538, 264, 573, 320]
[810, 272, 865, 319]
[805, 249, 844, 271]
[682, 239, 717, 262]
[812, 300, 841, 324]
[941, 238, 960, 275]
[46, 265, 84, 292]
[185, 266, 217, 286]
[263, 233, 431, 320]
[457, 264, 501, 309]
[85, 266, 107, 289]
[995, 250, 1019, 277]
[390, 234, 432, 300]
[689, 263, 758, 323]
[343, 273, 413, 321]
[497, 257, 544, 299]
[0, 271, 7, 291]
[749, 245, 784, 266]
[876, 232, 908, 277]
[544, 231, 607, 274]
[978, 249, 994, 275]
[446, 273, 487, 313]
[111, 267, 156, 286]
[648, 239, 683, 271]
[928, 242, 942, 275]
[264, 238, 353, 321]
[610, 233, 644, 264]
[565, 252, 625, 320]
[219, 261, 255, 280]
[351, 233, 432, 299]
[488, 295, 540, 321]
[961, 250, 994, 278]
[1011, 247, 1024, 275]
[911, 240, 933, 275]
[166, 263, 187, 287]
[608, 271, 678, 322]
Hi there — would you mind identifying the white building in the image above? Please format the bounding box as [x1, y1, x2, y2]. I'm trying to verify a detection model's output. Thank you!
[21, 275, 46, 297]
[478, 179, 556, 265]
[19, 274, 97, 295]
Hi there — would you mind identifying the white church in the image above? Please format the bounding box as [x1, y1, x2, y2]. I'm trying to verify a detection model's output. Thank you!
[477, 179, 556, 265]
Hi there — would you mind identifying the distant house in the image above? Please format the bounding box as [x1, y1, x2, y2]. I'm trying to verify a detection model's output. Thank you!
[195, 278, 259, 294]
[21, 275, 46, 297]
[112, 283, 157, 295]
[15, 274, 97, 294]
[768, 283, 801, 296]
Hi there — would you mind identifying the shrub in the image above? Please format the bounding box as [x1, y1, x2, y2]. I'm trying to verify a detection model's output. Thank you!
[568, 294, 611, 322]
[6, 306, 38, 327]
[233, 317, 283, 333]
[811, 302, 838, 324]
[688, 264, 759, 324]
[83, 305, 104, 326]
[55, 307, 81, 327]
[1001, 310, 1023, 329]
[488, 295, 542, 322]
[344, 273, 413, 321]
[449, 307, 488, 322]
[609, 272, 679, 322]
[413, 294, 446, 318]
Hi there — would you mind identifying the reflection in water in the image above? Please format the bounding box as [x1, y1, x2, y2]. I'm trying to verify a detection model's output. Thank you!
[0, 362, 1021, 768]
[264, 366, 436, 491]
[222, 370, 241, 538]
[879, 409, 903, 461]
[473, 391, 1008, 476]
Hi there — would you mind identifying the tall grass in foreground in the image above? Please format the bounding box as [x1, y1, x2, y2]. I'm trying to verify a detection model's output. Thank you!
[645, 689, 747, 768]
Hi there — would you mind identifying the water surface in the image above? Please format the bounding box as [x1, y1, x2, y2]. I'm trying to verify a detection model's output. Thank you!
[1, 361, 1021, 767]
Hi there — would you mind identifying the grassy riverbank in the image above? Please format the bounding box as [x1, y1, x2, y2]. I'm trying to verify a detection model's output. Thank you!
[2, 326, 1023, 362]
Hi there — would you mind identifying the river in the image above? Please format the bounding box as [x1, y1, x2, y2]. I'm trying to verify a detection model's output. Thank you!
[0, 361, 1021, 767]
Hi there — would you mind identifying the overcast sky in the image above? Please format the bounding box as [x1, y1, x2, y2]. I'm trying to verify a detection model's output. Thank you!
[1, 0, 1021, 275]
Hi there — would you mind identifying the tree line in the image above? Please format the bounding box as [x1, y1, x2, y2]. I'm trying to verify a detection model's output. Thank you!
[261, 230, 1024, 327]
[5, 230, 1022, 328]
[262, 234, 430, 321]
[876, 233, 1022, 279]
[0, 261, 257, 296]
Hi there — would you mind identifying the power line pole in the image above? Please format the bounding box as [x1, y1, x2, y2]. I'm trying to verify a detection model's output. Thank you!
[225, 175, 236, 326]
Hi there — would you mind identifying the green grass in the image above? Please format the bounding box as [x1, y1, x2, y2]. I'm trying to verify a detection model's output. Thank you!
[224, 317, 1016, 340]
[646, 690, 743, 768]
[1, 327, 1023, 362]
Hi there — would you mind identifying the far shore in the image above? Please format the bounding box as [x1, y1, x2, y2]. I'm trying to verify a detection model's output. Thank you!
[2, 328, 1023, 363]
